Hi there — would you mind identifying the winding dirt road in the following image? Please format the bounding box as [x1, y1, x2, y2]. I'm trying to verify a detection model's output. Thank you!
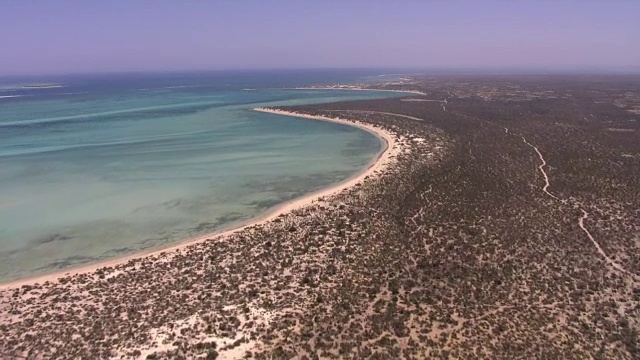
[579, 210, 640, 280]
[505, 127, 639, 280]
[520, 136, 560, 200]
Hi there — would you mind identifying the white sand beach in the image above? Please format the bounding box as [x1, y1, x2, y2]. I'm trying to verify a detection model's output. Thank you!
[0, 108, 400, 290]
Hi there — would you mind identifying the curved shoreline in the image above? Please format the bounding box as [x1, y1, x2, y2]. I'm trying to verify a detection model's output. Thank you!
[0, 108, 399, 290]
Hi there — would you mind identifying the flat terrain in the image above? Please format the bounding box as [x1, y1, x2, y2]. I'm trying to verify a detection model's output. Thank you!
[1, 75, 640, 359]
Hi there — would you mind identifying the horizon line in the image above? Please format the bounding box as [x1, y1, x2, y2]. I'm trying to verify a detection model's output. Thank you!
[2, 66, 640, 79]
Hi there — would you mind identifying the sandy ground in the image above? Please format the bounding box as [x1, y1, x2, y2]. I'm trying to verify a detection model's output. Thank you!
[324, 109, 423, 121]
[0, 108, 399, 291]
[400, 98, 443, 102]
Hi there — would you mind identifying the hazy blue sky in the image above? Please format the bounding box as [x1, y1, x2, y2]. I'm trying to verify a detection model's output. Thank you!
[1, 1, 638, 75]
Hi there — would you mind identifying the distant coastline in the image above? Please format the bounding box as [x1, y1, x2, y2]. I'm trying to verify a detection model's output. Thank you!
[279, 86, 427, 95]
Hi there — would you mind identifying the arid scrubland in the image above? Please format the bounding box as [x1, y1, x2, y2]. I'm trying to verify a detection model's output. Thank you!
[2, 75, 639, 359]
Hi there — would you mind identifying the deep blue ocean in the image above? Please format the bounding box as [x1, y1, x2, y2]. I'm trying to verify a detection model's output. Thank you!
[0, 70, 406, 281]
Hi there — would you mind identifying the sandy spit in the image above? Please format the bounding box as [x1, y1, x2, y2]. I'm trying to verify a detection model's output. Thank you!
[280, 87, 427, 95]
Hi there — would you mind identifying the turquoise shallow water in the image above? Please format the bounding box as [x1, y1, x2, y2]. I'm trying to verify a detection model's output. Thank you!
[0, 70, 404, 281]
